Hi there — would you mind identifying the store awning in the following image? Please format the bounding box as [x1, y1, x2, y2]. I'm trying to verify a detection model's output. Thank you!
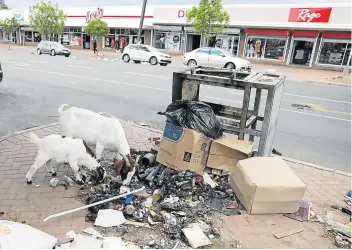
[153, 25, 182, 32]
[292, 31, 319, 37]
[321, 32, 352, 39]
[245, 29, 288, 37]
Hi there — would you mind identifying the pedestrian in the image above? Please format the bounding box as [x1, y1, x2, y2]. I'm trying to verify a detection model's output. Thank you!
[93, 39, 98, 54]
[137, 39, 142, 44]
[115, 38, 119, 52]
[122, 38, 127, 53]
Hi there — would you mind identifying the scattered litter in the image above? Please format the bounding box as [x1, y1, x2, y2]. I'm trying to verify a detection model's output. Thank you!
[94, 209, 127, 227]
[182, 223, 212, 248]
[172, 241, 180, 249]
[265, 220, 275, 225]
[124, 205, 136, 216]
[0, 220, 57, 248]
[139, 123, 148, 126]
[284, 200, 312, 222]
[125, 220, 151, 228]
[125, 194, 134, 205]
[148, 216, 161, 225]
[274, 228, 304, 239]
[44, 186, 145, 222]
[72, 234, 103, 249]
[148, 240, 155, 246]
[202, 172, 218, 188]
[102, 236, 124, 249]
[35, 185, 40, 188]
[0, 212, 3, 217]
[81, 227, 103, 239]
[208, 234, 215, 239]
[141, 153, 155, 166]
[347, 190, 352, 198]
[65, 230, 76, 239]
[49, 178, 60, 187]
[291, 104, 312, 110]
[120, 186, 131, 194]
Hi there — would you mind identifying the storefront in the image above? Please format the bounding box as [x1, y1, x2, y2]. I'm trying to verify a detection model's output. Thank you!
[0, 4, 350, 69]
[316, 32, 352, 67]
[244, 29, 289, 62]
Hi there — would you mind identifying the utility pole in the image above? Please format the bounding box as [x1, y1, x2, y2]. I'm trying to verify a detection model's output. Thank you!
[137, 0, 147, 43]
[343, 53, 351, 77]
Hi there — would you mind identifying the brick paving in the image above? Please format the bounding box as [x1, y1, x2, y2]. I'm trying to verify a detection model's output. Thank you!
[0, 120, 350, 248]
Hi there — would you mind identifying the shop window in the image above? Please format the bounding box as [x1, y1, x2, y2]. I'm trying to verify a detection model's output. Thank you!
[130, 29, 138, 35]
[318, 41, 352, 66]
[154, 31, 181, 51]
[25, 31, 33, 42]
[246, 37, 286, 60]
[209, 35, 239, 56]
[104, 35, 119, 49]
[62, 32, 82, 46]
[109, 29, 116, 34]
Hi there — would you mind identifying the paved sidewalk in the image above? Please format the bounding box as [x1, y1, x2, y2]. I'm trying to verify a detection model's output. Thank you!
[0, 120, 350, 248]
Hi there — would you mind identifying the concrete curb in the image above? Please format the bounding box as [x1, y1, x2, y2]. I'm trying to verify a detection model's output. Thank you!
[1, 118, 350, 177]
[282, 156, 351, 177]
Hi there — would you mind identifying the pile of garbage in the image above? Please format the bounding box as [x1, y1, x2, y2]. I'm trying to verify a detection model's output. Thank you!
[74, 148, 241, 248]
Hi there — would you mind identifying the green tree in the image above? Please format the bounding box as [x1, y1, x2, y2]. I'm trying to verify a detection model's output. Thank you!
[187, 0, 230, 46]
[84, 19, 109, 41]
[29, 0, 66, 40]
[0, 17, 20, 50]
[0, 5, 9, 10]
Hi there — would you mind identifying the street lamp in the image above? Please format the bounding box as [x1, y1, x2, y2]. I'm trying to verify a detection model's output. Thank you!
[137, 0, 148, 43]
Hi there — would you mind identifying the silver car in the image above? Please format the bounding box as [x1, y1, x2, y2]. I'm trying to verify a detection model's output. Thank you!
[122, 44, 172, 66]
[37, 41, 71, 57]
[183, 47, 252, 72]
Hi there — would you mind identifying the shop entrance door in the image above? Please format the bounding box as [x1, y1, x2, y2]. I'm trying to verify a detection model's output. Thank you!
[290, 38, 315, 66]
[186, 34, 201, 52]
[82, 34, 90, 49]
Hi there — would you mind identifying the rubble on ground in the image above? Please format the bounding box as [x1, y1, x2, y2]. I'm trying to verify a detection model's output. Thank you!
[72, 148, 241, 248]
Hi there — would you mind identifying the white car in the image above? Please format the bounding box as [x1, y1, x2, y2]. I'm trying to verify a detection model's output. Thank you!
[183, 47, 252, 72]
[122, 44, 172, 66]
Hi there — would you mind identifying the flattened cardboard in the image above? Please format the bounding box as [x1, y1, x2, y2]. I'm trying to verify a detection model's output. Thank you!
[156, 123, 212, 174]
[207, 137, 254, 171]
[230, 157, 306, 215]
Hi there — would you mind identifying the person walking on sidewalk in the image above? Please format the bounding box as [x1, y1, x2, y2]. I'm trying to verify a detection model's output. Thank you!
[121, 38, 127, 53]
[93, 39, 98, 54]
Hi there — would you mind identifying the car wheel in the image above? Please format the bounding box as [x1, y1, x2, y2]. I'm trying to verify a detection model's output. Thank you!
[65, 55, 70, 57]
[133, 60, 141, 64]
[50, 50, 56, 56]
[122, 54, 130, 63]
[225, 62, 235, 70]
[149, 56, 158, 65]
[37, 49, 41, 55]
[160, 63, 167, 66]
[187, 59, 197, 67]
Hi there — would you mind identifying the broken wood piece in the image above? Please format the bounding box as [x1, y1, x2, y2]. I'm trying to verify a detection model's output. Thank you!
[82, 227, 104, 239]
[274, 228, 304, 239]
[43, 186, 145, 222]
[94, 209, 127, 228]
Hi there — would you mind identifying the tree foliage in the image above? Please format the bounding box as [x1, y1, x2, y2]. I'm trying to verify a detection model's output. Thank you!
[29, 0, 66, 39]
[84, 19, 109, 38]
[0, 5, 8, 10]
[187, 0, 230, 40]
[0, 17, 20, 49]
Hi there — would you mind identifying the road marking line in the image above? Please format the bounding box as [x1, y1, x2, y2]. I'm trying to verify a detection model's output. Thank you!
[68, 65, 96, 69]
[3, 64, 350, 122]
[0, 57, 13, 60]
[3, 65, 170, 92]
[204, 96, 351, 122]
[29, 60, 48, 64]
[129, 72, 350, 105]
[124, 72, 171, 79]
[283, 93, 350, 104]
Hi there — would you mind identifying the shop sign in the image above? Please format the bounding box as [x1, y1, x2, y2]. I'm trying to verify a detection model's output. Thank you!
[86, 7, 104, 23]
[288, 8, 332, 23]
[11, 10, 25, 25]
[177, 9, 189, 18]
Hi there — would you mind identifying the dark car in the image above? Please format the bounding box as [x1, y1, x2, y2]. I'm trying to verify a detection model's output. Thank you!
[0, 62, 3, 83]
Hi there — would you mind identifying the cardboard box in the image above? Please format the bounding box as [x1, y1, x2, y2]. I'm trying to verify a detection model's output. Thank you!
[207, 137, 254, 171]
[229, 157, 306, 214]
[156, 123, 212, 174]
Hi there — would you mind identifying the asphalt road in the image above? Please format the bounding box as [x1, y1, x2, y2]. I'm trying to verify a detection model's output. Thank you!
[0, 46, 351, 173]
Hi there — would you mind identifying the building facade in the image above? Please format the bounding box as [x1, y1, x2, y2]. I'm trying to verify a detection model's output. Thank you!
[0, 3, 351, 69]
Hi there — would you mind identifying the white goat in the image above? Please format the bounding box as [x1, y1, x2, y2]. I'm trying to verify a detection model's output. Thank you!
[25, 133, 106, 185]
[58, 104, 135, 185]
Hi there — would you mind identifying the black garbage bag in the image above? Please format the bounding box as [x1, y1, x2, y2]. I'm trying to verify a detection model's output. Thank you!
[159, 100, 223, 139]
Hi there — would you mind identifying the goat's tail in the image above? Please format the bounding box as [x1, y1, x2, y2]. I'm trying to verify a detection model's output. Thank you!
[29, 133, 41, 145]
[58, 104, 70, 114]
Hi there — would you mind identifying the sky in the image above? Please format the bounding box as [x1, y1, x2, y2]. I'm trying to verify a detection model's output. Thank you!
[5, 0, 351, 9]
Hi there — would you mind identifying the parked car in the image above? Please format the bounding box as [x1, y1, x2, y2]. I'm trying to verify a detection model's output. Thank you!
[37, 41, 71, 57]
[183, 47, 252, 72]
[0, 62, 3, 83]
[122, 44, 172, 66]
